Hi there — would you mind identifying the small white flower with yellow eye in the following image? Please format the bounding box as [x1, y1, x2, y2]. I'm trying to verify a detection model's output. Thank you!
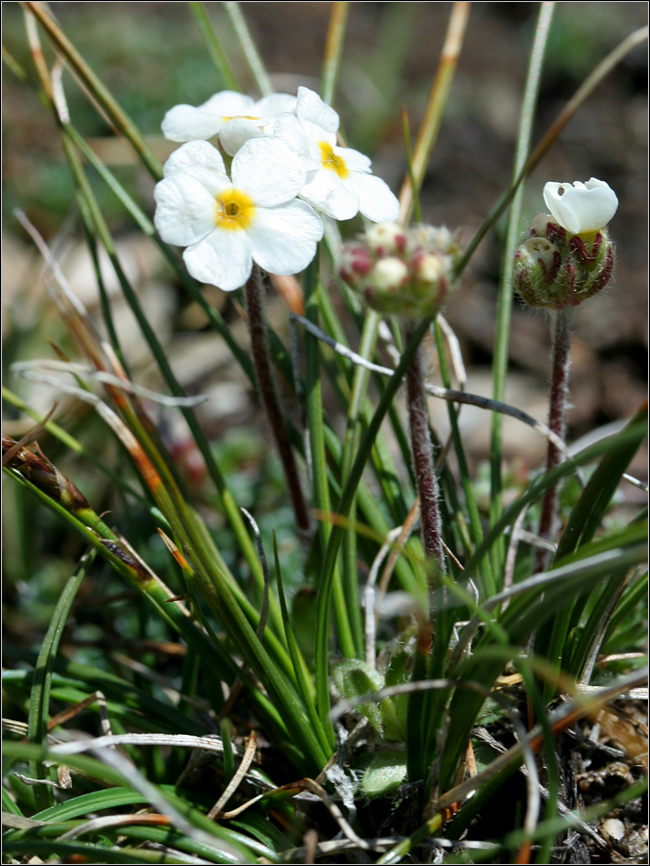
[543, 178, 618, 235]
[154, 139, 323, 291]
[273, 87, 399, 222]
[161, 91, 297, 155]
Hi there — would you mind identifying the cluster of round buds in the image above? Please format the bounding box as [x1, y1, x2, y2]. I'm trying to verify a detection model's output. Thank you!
[339, 222, 461, 317]
[513, 179, 617, 309]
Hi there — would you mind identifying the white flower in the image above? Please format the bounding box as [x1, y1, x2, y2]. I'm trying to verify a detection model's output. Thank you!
[272, 87, 399, 223]
[154, 138, 323, 291]
[543, 178, 618, 235]
[161, 91, 297, 155]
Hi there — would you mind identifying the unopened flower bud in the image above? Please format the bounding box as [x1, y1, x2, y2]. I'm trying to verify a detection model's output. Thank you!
[338, 244, 373, 289]
[339, 222, 461, 317]
[366, 222, 407, 256]
[362, 258, 410, 314]
[514, 206, 615, 309]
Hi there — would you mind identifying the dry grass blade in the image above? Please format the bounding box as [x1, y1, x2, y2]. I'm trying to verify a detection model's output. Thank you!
[207, 731, 257, 819]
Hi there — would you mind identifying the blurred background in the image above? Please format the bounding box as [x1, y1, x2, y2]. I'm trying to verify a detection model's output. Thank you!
[3, 1, 647, 480]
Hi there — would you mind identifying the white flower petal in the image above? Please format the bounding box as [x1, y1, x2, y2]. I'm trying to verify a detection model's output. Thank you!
[272, 114, 321, 170]
[161, 93, 258, 142]
[335, 146, 372, 173]
[299, 170, 359, 220]
[543, 178, 618, 234]
[296, 86, 340, 133]
[183, 230, 253, 291]
[161, 104, 224, 142]
[300, 118, 337, 151]
[201, 91, 257, 115]
[232, 138, 306, 207]
[255, 93, 297, 117]
[153, 176, 216, 246]
[247, 201, 323, 274]
[219, 118, 266, 156]
[163, 141, 229, 196]
[345, 173, 399, 222]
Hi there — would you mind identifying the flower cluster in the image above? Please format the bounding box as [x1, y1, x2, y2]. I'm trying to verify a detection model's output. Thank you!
[514, 178, 617, 309]
[339, 222, 461, 317]
[154, 87, 399, 292]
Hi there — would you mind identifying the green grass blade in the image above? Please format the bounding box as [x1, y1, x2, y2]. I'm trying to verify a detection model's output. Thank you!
[320, 3, 349, 106]
[462, 418, 648, 580]
[340, 309, 382, 657]
[490, 3, 555, 579]
[304, 255, 356, 660]
[23, 2, 162, 179]
[556, 404, 648, 560]
[223, 2, 273, 97]
[189, 1, 240, 90]
[433, 318, 494, 596]
[315, 317, 432, 724]
[273, 534, 331, 756]
[27, 548, 95, 810]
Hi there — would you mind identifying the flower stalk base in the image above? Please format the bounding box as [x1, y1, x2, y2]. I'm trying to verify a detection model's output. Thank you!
[535, 307, 573, 572]
[245, 268, 311, 538]
[406, 329, 446, 575]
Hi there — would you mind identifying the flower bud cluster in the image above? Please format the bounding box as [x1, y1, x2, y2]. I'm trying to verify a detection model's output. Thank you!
[513, 213, 615, 309]
[339, 223, 461, 317]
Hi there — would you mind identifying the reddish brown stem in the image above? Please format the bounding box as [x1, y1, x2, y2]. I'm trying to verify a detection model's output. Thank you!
[245, 268, 311, 537]
[535, 307, 573, 572]
[406, 333, 446, 574]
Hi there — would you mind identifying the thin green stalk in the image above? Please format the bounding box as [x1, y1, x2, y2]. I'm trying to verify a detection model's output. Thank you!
[304, 255, 356, 659]
[189, 2, 240, 90]
[223, 2, 273, 97]
[323, 425, 422, 597]
[315, 317, 432, 728]
[340, 310, 382, 657]
[246, 267, 311, 539]
[318, 285, 414, 526]
[462, 417, 647, 581]
[28, 549, 96, 810]
[433, 319, 495, 597]
[401, 108, 422, 224]
[273, 535, 332, 757]
[23, 2, 162, 180]
[535, 307, 574, 574]
[320, 2, 349, 105]
[490, 2, 555, 580]
[78, 197, 125, 370]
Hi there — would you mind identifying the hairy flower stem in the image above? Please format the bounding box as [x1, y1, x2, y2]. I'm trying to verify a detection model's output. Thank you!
[245, 268, 311, 538]
[406, 327, 446, 575]
[535, 307, 573, 572]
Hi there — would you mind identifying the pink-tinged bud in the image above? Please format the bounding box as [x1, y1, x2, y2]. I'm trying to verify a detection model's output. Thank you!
[513, 212, 615, 309]
[366, 222, 407, 256]
[338, 222, 462, 317]
[338, 244, 373, 288]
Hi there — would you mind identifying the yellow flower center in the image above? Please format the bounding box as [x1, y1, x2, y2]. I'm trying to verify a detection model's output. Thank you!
[319, 141, 349, 179]
[215, 188, 255, 231]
